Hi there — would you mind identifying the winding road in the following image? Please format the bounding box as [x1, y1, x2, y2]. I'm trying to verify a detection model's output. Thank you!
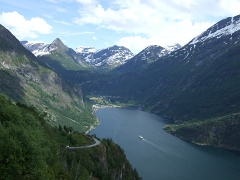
[66, 138, 100, 150]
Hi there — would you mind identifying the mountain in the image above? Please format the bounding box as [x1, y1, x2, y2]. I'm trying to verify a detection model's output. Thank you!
[164, 43, 182, 52]
[114, 44, 180, 73]
[21, 38, 68, 56]
[22, 41, 134, 69]
[75, 46, 97, 60]
[21, 41, 50, 56]
[99, 14, 240, 151]
[76, 45, 134, 69]
[21, 39, 89, 70]
[0, 24, 96, 132]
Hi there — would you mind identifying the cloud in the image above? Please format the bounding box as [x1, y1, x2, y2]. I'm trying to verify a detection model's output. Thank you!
[56, 6, 68, 13]
[220, 0, 240, 16]
[45, 0, 74, 3]
[117, 16, 213, 53]
[117, 36, 151, 53]
[0, 11, 52, 39]
[73, 0, 238, 52]
[57, 31, 94, 36]
[54, 20, 72, 25]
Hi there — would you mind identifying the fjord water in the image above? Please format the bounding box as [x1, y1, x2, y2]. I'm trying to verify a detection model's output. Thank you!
[90, 108, 240, 180]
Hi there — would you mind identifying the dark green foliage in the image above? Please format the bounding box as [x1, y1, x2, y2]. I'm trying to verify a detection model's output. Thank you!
[0, 96, 140, 179]
[63, 138, 141, 180]
[165, 113, 240, 151]
[0, 95, 68, 179]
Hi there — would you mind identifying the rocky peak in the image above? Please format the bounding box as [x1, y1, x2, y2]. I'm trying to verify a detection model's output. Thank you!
[49, 38, 68, 51]
[164, 43, 181, 52]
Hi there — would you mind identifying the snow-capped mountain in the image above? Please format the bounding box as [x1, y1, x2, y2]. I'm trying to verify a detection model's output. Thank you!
[75, 46, 97, 54]
[75, 46, 97, 64]
[105, 14, 240, 125]
[189, 15, 240, 45]
[114, 44, 180, 72]
[137, 45, 169, 61]
[75, 45, 134, 68]
[21, 38, 68, 57]
[21, 41, 51, 56]
[165, 14, 240, 65]
[135, 44, 181, 61]
[22, 40, 134, 69]
[21, 38, 90, 70]
[164, 43, 181, 52]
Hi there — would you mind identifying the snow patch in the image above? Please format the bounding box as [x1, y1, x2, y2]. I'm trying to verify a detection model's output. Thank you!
[190, 16, 240, 45]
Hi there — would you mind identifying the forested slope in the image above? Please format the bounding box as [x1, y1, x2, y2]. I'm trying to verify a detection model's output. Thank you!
[0, 95, 140, 179]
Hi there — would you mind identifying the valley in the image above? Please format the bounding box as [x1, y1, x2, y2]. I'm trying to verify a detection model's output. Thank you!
[15, 14, 240, 152]
[1, 12, 240, 179]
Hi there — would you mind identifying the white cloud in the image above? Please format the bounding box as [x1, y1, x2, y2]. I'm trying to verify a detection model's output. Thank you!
[220, 0, 240, 16]
[117, 16, 213, 53]
[54, 20, 72, 25]
[117, 36, 151, 53]
[56, 6, 68, 13]
[73, 0, 239, 52]
[45, 0, 74, 3]
[0, 11, 52, 39]
[57, 31, 94, 36]
[92, 36, 97, 40]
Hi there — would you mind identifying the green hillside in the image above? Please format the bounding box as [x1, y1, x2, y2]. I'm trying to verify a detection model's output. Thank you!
[164, 113, 240, 151]
[0, 24, 96, 132]
[0, 95, 140, 179]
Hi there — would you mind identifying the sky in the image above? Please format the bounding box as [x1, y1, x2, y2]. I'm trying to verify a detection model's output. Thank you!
[0, 0, 239, 54]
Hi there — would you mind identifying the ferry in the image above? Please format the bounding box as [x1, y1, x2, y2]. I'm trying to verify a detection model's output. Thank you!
[139, 135, 144, 140]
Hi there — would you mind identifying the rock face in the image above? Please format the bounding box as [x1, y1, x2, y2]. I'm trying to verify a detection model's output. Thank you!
[0, 24, 95, 132]
[21, 38, 68, 57]
[22, 40, 134, 69]
[21, 39, 88, 68]
[76, 45, 134, 68]
[114, 44, 181, 73]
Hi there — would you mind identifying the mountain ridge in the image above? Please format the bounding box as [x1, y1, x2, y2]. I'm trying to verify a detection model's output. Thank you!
[0, 24, 96, 132]
[95, 14, 240, 151]
[21, 40, 134, 69]
[76, 45, 134, 68]
[113, 44, 181, 73]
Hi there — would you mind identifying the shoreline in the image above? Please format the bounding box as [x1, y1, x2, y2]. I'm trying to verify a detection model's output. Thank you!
[92, 104, 121, 113]
[86, 104, 121, 134]
[86, 103, 140, 134]
[85, 118, 100, 134]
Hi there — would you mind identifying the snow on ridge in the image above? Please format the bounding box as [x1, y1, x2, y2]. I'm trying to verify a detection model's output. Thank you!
[22, 42, 52, 56]
[75, 46, 97, 53]
[32, 49, 50, 56]
[190, 17, 240, 45]
[77, 45, 134, 67]
[164, 44, 181, 52]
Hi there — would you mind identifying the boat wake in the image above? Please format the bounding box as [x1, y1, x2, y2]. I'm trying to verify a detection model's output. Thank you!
[142, 138, 163, 151]
[142, 138, 183, 157]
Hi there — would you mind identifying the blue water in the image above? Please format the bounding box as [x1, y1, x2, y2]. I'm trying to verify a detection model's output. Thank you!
[90, 108, 240, 180]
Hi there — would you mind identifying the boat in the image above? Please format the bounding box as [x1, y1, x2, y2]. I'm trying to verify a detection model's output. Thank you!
[139, 135, 144, 140]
